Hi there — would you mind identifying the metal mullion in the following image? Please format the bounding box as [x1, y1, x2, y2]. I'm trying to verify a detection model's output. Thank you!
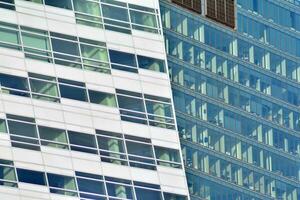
[7, 118, 35, 126]
[29, 77, 57, 84]
[121, 133, 130, 167]
[129, 7, 156, 15]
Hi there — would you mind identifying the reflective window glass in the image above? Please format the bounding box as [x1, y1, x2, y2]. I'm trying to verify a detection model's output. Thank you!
[80, 38, 109, 73]
[58, 79, 87, 102]
[74, 0, 102, 28]
[130, 10, 157, 32]
[117, 95, 144, 112]
[29, 73, 59, 102]
[51, 33, 81, 67]
[109, 50, 137, 72]
[101, 4, 129, 22]
[97, 130, 126, 165]
[44, 0, 72, 9]
[7, 117, 39, 150]
[154, 146, 181, 168]
[137, 55, 165, 72]
[88, 90, 117, 107]
[0, 74, 29, 97]
[163, 193, 188, 200]
[47, 173, 77, 196]
[0, 119, 7, 133]
[68, 131, 97, 154]
[17, 169, 46, 186]
[135, 188, 162, 200]
[21, 27, 51, 62]
[0, 0, 15, 10]
[106, 180, 133, 199]
[38, 126, 68, 149]
[0, 22, 20, 49]
[126, 141, 153, 158]
[76, 175, 105, 197]
[0, 160, 16, 187]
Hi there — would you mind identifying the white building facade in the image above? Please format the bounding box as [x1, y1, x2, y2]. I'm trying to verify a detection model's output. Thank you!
[0, 0, 189, 199]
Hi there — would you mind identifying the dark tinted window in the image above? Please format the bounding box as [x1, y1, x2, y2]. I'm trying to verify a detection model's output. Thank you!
[135, 188, 162, 200]
[44, 0, 72, 9]
[68, 131, 97, 154]
[58, 79, 87, 102]
[17, 169, 46, 186]
[0, 74, 29, 91]
[0, 0, 15, 10]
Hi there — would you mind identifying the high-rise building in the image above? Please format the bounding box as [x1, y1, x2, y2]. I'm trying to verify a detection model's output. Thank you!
[160, 0, 300, 199]
[0, 0, 189, 199]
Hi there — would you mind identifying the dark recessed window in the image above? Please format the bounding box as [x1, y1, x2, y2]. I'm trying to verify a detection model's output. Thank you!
[44, 0, 72, 10]
[109, 50, 137, 73]
[17, 168, 46, 186]
[68, 131, 97, 154]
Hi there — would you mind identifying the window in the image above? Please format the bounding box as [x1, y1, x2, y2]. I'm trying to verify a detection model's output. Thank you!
[44, 0, 72, 10]
[0, 119, 7, 133]
[38, 126, 68, 149]
[0, 22, 20, 49]
[154, 146, 181, 168]
[130, 9, 158, 33]
[0, 74, 29, 97]
[7, 115, 39, 151]
[101, 2, 130, 33]
[73, 0, 102, 28]
[0, 0, 15, 10]
[109, 50, 137, 73]
[137, 55, 165, 73]
[105, 177, 134, 199]
[17, 169, 46, 186]
[47, 173, 77, 196]
[76, 172, 106, 199]
[21, 26, 52, 62]
[68, 131, 97, 154]
[58, 79, 88, 102]
[50, 33, 81, 68]
[0, 159, 17, 187]
[24, 0, 43, 3]
[116, 90, 147, 124]
[125, 136, 155, 170]
[97, 130, 127, 165]
[134, 185, 162, 200]
[101, 2, 128, 22]
[79, 38, 110, 73]
[88, 90, 117, 107]
[29, 73, 59, 102]
[145, 95, 175, 129]
[163, 193, 188, 200]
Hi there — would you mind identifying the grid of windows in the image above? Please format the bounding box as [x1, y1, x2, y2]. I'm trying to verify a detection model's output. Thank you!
[0, 159, 187, 199]
[162, 0, 300, 199]
[1, 114, 182, 171]
[238, 0, 300, 33]
[0, 21, 166, 74]
[0, 0, 161, 35]
[0, 72, 176, 129]
[169, 61, 300, 132]
[161, 3, 300, 82]
[116, 89, 175, 129]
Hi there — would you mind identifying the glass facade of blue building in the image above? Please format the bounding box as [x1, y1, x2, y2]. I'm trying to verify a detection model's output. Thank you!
[160, 0, 300, 199]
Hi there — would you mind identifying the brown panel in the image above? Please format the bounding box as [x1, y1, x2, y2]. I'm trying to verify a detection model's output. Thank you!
[206, 0, 235, 29]
[226, 0, 235, 28]
[206, 0, 216, 19]
[171, 0, 202, 14]
[216, 0, 225, 23]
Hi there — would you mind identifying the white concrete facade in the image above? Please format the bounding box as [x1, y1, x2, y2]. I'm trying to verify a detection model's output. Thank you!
[0, 0, 189, 199]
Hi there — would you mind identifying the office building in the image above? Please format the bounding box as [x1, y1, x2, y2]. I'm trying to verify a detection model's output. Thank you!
[160, 0, 300, 199]
[0, 0, 189, 199]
